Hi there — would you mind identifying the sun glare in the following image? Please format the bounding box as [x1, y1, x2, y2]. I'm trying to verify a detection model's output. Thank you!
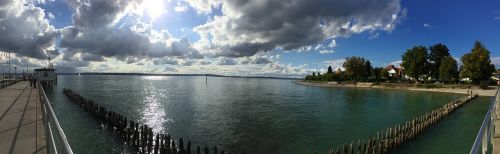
[143, 0, 165, 20]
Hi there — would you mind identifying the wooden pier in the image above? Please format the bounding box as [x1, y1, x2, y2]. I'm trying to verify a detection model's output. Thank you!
[0, 81, 46, 154]
[493, 90, 500, 154]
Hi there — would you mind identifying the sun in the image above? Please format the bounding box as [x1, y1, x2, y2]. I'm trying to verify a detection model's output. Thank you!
[143, 0, 165, 20]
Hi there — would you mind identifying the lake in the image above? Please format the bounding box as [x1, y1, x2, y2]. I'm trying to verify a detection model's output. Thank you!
[46, 75, 492, 153]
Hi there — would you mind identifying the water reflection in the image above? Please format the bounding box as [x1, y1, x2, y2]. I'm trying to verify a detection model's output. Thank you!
[47, 75, 489, 154]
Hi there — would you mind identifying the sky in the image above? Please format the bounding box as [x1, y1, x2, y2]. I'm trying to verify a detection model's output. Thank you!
[0, 0, 499, 77]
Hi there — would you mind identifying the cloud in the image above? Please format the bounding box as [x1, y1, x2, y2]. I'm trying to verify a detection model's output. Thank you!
[390, 60, 403, 66]
[0, 0, 59, 59]
[174, 2, 189, 12]
[184, 0, 221, 14]
[492, 57, 500, 68]
[423, 23, 432, 29]
[368, 32, 380, 40]
[213, 57, 237, 65]
[323, 59, 346, 70]
[191, 0, 406, 58]
[319, 50, 335, 54]
[328, 40, 337, 48]
[494, 10, 500, 20]
[60, 0, 202, 62]
[237, 52, 278, 65]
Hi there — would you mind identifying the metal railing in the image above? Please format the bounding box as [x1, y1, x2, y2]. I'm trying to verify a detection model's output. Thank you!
[37, 81, 74, 154]
[0, 79, 19, 89]
[470, 88, 499, 154]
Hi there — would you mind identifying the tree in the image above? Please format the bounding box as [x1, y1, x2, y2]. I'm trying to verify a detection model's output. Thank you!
[429, 43, 451, 81]
[373, 67, 384, 81]
[327, 66, 333, 74]
[460, 41, 496, 83]
[343, 56, 369, 81]
[364, 60, 373, 79]
[438, 56, 459, 83]
[401, 46, 429, 81]
[380, 68, 389, 79]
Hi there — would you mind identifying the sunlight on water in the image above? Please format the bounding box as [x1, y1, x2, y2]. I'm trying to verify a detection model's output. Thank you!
[142, 82, 168, 133]
[47, 75, 490, 154]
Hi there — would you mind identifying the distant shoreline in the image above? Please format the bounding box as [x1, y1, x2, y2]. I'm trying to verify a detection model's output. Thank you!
[293, 80, 498, 96]
[56, 72, 302, 80]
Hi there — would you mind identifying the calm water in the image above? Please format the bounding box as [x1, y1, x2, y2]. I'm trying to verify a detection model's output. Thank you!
[46, 75, 492, 154]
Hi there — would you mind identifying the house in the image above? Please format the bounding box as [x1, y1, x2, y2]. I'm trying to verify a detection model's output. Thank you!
[493, 69, 500, 85]
[386, 65, 405, 80]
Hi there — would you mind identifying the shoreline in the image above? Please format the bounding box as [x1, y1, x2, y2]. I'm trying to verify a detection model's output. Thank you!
[293, 80, 498, 96]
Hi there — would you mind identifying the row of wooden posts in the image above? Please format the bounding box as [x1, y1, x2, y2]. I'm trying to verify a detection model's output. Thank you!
[327, 94, 478, 154]
[63, 89, 224, 154]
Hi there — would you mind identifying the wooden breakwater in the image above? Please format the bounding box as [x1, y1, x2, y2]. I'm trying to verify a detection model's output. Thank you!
[63, 89, 224, 154]
[327, 94, 478, 154]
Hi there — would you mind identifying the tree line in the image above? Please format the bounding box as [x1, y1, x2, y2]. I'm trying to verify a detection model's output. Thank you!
[305, 41, 496, 84]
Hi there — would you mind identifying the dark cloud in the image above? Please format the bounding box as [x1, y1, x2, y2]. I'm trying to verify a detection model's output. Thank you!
[213, 57, 237, 65]
[81, 53, 105, 61]
[193, 0, 405, 57]
[153, 58, 180, 65]
[69, 0, 141, 29]
[0, 0, 59, 59]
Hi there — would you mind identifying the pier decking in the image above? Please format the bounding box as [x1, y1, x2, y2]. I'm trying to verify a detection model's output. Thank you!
[494, 89, 500, 154]
[0, 81, 46, 154]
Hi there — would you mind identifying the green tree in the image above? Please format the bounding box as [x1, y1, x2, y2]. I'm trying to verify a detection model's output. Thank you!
[312, 71, 316, 76]
[373, 67, 384, 81]
[364, 60, 373, 79]
[327, 66, 333, 74]
[460, 41, 496, 83]
[401, 46, 429, 81]
[343, 56, 369, 81]
[380, 68, 389, 80]
[429, 43, 451, 81]
[438, 56, 459, 83]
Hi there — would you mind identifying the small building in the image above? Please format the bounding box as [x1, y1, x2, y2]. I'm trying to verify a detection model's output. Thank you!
[386, 65, 405, 80]
[34, 63, 57, 87]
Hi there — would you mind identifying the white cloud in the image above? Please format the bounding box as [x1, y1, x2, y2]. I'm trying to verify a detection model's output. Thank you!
[390, 60, 402, 66]
[319, 50, 335, 54]
[323, 59, 346, 70]
[60, 0, 202, 61]
[368, 32, 380, 40]
[492, 57, 500, 68]
[192, 0, 406, 57]
[423, 23, 432, 29]
[494, 10, 500, 20]
[48, 12, 55, 20]
[184, 0, 221, 14]
[0, 0, 59, 59]
[328, 40, 337, 48]
[174, 2, 188, 12]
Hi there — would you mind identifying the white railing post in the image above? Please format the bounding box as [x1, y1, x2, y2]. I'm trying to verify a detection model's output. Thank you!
[37, 81, 74, 154]
[470, 88, 499, 154]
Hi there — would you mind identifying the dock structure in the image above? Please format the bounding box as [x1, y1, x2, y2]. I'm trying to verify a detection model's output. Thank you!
[471, 88, 498, 154]
[0, 81, 46, 154]
[493, 89, 500, 154]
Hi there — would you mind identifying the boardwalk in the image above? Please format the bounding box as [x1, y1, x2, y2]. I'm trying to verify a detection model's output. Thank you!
[494, 89, 500, 154]
[0, 81, 46, 154]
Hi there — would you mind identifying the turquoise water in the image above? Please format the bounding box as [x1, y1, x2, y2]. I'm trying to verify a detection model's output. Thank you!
[45, 75, 492, 153]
